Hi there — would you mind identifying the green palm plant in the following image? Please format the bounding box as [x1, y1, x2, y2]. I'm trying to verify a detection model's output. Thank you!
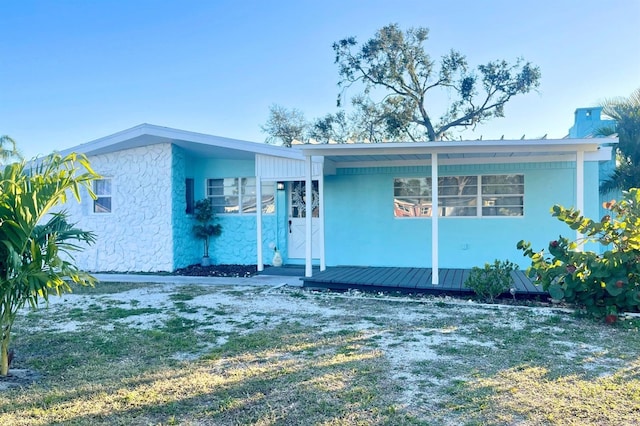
[0, 135, 22, 164]
[0, 152, 99, 376]
[599, 87, 640, 194]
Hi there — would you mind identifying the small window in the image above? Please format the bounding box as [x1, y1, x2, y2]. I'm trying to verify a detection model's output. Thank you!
[207, 177, 274, 215]
[185, 178, 195, 214]
[208, 178, 239, 214]
[481, 175, 524, 216]
[93, 178, 112, 213]
[393, 177, 432, 217]
[290, 181, 319, 218]
[439, 176, 478, 217]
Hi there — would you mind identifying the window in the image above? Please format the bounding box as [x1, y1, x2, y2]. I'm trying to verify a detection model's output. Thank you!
[185, 178, 195, 214]
[207, 178, 274, 214]
[290, 181, 319, 218]
[393, 174, 524, 217]
[93, 178, 112, 213]
[481, 174, 524, 217]
[439, 176, 478, 217]
[393, 178, 432, 217]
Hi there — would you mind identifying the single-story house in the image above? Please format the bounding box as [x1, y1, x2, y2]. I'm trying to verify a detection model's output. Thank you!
[57, 122, 617, 284]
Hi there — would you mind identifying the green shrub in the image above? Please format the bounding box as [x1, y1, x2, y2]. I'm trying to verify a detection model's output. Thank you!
[465, 260, 518, 302]
[518, 188, 640, 323]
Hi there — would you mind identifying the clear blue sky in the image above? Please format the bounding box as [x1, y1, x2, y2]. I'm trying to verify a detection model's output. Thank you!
[2, 0, 639, 158]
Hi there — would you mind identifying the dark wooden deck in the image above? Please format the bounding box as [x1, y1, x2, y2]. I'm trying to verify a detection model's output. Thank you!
[300, 266, 546, 298]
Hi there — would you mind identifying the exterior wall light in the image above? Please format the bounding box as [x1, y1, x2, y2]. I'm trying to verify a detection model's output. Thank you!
[277, 182, 285, 191]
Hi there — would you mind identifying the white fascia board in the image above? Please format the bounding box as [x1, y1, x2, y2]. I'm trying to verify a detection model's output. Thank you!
[57, 123, 305, 160]
[333, 149, 614, 169]
[295, 138, 611, 157]
[56, 123, 154, 156]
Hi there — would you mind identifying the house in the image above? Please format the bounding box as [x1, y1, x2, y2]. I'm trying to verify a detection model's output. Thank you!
[568, 107, 616, 139]
[57, 122, 617, 283]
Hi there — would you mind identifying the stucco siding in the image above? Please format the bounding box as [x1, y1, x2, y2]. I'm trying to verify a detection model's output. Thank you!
[207, 215, 278, 265]
[323, 161, 598, 269]
[181, 157, 281, 266]
[171, 146, 202, 269]
[63, 144, 175, 272]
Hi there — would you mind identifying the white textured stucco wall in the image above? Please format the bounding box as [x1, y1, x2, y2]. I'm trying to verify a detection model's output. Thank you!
[63, 144, 175, 272]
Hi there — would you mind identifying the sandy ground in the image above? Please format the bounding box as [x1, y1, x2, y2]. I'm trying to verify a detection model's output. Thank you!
[7, 279, 623, 419]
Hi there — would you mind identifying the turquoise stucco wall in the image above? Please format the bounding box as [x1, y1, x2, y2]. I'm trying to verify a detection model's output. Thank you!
[209, 214, 278, 265]
[323, 161, 600, 269]
[172, 154, 280, 266]
[171, 146, 203, 269]
[171, 147, 605, 269]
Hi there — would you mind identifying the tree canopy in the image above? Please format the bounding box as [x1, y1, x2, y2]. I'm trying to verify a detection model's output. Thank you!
[599, 87, 640, 194]
[261, 105, 308, 147]
[263, 23, 541, 144]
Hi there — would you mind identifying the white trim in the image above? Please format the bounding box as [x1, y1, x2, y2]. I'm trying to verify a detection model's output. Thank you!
[305, 156, 313, 277]
[431, 153, 439, 285]
[296, 138, 607, 157]
[60, 123, 305, 160]
[255, 154, 324, 181]
[576, 150, 585, 249]
[256, 177, 263, 271]
[330, 148, 613, 169]
[319, 172, 326, 271]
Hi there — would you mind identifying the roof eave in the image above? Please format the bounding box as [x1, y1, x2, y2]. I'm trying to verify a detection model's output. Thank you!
[57, 124, 304, 160]
[295, 138, 617, 157]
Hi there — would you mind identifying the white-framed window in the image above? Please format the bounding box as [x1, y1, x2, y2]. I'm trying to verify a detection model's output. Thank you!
[93, 178, 112, 213]
[393, 174, 524, 218]
[206, 177, 275, 214]
[481, 174, 524, 217]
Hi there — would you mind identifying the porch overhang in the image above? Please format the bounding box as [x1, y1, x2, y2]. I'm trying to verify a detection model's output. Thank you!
[293, 138, 616, 168]
[292, 137, 618, 282]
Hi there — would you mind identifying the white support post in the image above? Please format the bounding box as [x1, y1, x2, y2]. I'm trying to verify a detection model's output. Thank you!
[305, 155, 313, 277]
[256, 177, 264, 271]
[431, 153, 439, 285]
[319, 164, 326, 271]
[576, 150, 585, 250]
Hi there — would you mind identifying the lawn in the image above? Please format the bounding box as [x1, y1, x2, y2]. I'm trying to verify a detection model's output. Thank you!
[2, 281, 640, 425]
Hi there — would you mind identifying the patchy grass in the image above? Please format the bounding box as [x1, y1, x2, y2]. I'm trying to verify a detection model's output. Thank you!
[2, 283, 640, 425]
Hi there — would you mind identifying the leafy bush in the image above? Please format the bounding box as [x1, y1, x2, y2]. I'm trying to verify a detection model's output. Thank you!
[465, 259, 518, 302]
[518, 188, 640, 323]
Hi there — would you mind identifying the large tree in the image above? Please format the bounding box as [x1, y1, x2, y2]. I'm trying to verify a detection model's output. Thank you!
[261, 105, 308, 147]
[0, 151, 99, 376]
[263, 24, 541, 144]
[599, 88, 640, 194]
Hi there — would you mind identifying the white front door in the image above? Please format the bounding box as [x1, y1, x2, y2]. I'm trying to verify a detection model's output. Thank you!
[288, 181, 320, 259]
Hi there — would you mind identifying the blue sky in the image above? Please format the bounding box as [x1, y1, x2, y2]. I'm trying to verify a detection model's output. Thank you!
[2, 0, 639, 158]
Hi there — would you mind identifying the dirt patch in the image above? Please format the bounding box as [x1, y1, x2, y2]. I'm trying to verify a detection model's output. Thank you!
[0, 368, 40, 390]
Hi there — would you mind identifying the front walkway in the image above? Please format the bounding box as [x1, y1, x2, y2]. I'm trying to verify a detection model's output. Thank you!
[92, 273, 303, 287]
